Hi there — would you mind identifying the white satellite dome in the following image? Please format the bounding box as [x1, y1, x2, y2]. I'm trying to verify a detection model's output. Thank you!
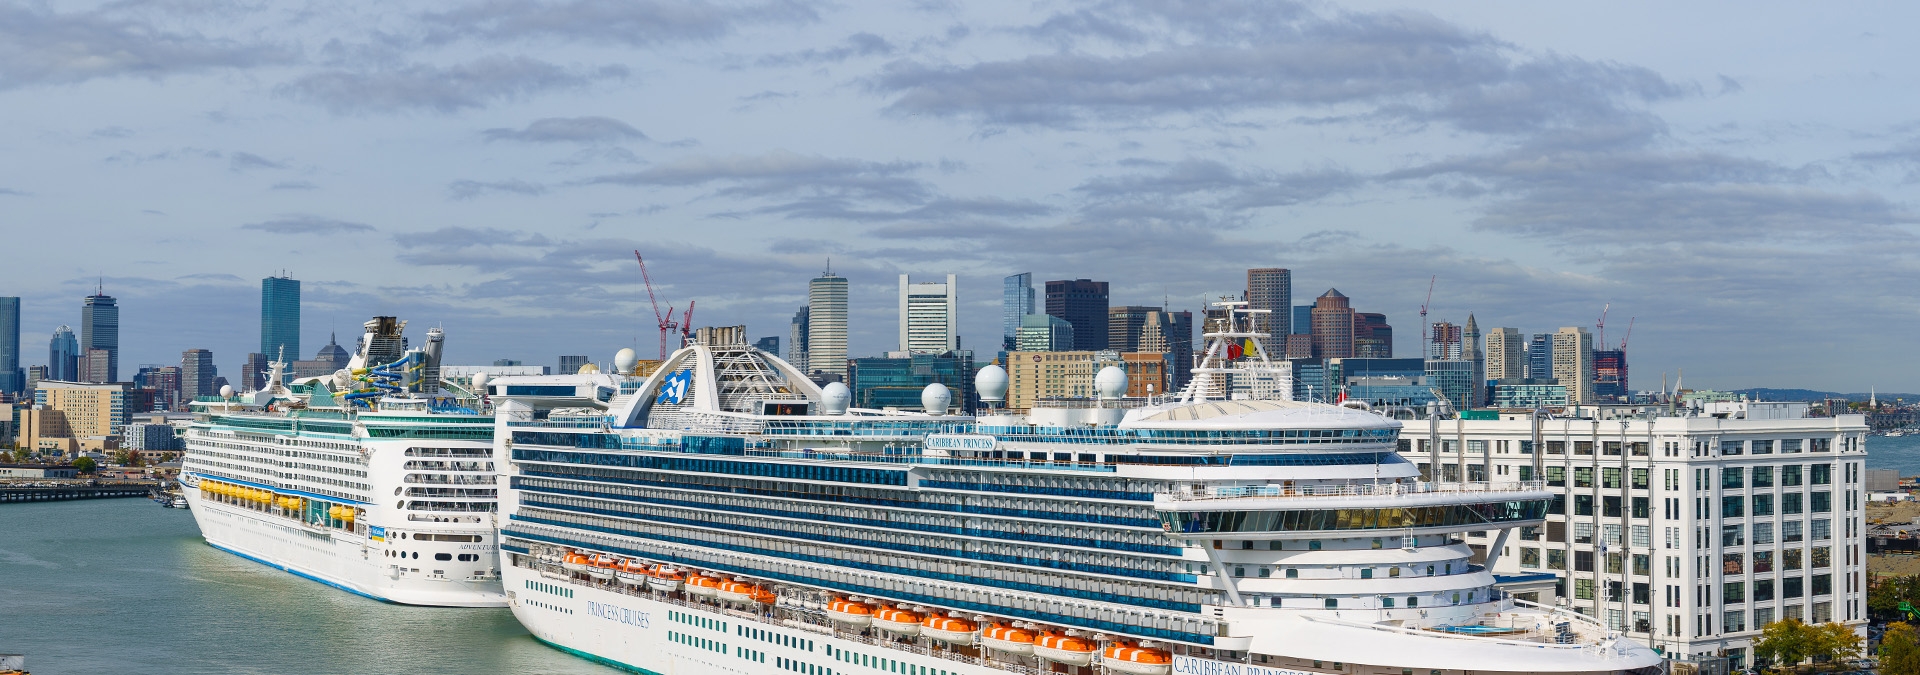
[614, 348, 638, 375]
[820, 381, 851, 415]
[219, 384, 235, 399]
[471, 372, 490, 394]
[1094, 366, 1128, 400]
[921, 382, 952, 415]
[974, 364, 1008, 404]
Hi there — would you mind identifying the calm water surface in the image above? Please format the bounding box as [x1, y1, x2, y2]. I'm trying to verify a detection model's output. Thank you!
[1868, 433, 1920, 476]
[0, 499, 621, 675]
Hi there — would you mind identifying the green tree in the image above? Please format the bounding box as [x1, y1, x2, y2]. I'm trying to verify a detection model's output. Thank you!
[72, 456, 96, 473]
[111, 450, 132, 466]
[1755, 619, 1815, 671]
[1873, 576, 1920, 622]
[1882, 623, 1920, 675]
[1813, 621, 1864, 668]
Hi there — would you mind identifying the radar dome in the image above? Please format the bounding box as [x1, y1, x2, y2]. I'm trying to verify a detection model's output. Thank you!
[921, 382, 952, 415]
[614, 348, 638, 375]
[577, 362, 600, 374]
[974, 364, 1008, 404]
[1094, 366, 1128, 400]
[821, 381, 851, 415]
[219, 384, 235, 399]
[471, 372, 490, 394]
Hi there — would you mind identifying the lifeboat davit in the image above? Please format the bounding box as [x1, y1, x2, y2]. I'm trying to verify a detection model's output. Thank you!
[586, 554, 617, 581]
[921, 614, 979, 644]
[561, 552, 591, 573]
[647, 566, 684, 593]
[1103, 643, 1173, 675]
[1034, 631, 1096, 666]
[614, 560, 649, 587]
[684, 573, 722, 598]
[826, 598, 873, 626]
[718, 580, 775, 605]
[872, 607, 924, 636]
[982, 623, 1036, 655]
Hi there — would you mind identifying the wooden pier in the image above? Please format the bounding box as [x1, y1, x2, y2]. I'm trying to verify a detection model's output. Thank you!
[0, 481, 160, 504]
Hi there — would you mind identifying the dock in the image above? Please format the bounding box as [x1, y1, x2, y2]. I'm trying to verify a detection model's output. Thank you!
[0, 480, 161, 504]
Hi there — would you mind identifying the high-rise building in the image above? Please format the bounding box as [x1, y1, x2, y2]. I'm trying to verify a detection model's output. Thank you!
[1309, 289, 1354, 358]
[1245, 268, 1291, 354]
[1352, 313, 1392, 358]
[1107, 306, 1158, 353]
[1593, 349, 1629, 400]
[898, 274, 958, 355]
[849, 350, 975, 413]
[181, 349, 215, 402]
[1552, 327, 1594, 404]
[558, 355, 591, 375]
[136, 365, 181, 410]
[242, 352, 269, 391]
[1044, 279, 1108, 351]
[1428, 321, 1463, 360]
[81, 290, 118, 383]
[1125, 308, 1192, 394]
[1002, 273, 1035, 351]
[1527, 333, 1553, 380]
[753, 336, 779, 354]
[48, 325, 78, 382]
[292, 333, 353, 378]
[1015, 314, 1074, 352]
[807, 273, 849, 380]
[787, 307, 810, 372]
[1424, 359, 1480, 410]
[27, 380, 131, 452]
[1461, 314, 1481, 362]
[1484, 327, 1525, 381]
[0, 297, 19, 393]
[1004, 350, 1165, 409]
[1292, 305, 1313, 336]
[26, 365, 47, 391]
[261, 275, 301, 363]
[78, 348, 112, 383]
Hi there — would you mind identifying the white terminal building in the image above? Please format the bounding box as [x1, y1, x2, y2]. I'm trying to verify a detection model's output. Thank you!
[1408, 401, 1867, 670]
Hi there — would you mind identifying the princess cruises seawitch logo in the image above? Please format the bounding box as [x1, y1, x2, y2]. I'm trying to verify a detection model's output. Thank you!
[658, 369, 693, 405]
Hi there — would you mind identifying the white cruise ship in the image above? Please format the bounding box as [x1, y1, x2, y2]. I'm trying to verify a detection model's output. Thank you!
[493, 316, 1666, 675]
[180, 316, 512, 606]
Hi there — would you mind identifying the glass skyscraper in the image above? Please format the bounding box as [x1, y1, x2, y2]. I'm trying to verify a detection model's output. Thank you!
[1001, 273, 1034, 351]
[49, 325, 79, 382]
[0, 297, 19, 393]
[82, 292, 118, 382]
[1527, 333, 1553, 381]
[261, 275, 301, 362]
[807, 274, 848, 380]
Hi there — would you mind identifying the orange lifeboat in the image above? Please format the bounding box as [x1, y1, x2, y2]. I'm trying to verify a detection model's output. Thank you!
[718, 579, 774, 605]
[1102, 642, 1173, 675]
[982, 623, 1036, 655]
[647, 565, 684, 593]
[921, 614, 979, 644]
[614, 559, 649, 587]
[872, 606, 924, 636]
[825, 597, 873, 626]
[684, 573, 722, 598]
[561, 552, 591, 573]
[1034, 631, 1096, 666]
[586, 554, 617, 581]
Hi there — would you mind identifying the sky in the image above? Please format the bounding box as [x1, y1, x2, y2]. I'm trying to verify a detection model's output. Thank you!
[2, 0, 1918, 392]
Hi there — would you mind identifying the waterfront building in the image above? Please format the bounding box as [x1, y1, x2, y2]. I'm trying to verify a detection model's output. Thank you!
[261, 275, 300, 363]
[135, 365, 183, 411]
[1246, 268, 1291, 355]
[1553, 328, 1595, 405]
[79, 348, 113, 384]
[808, 273, 849, 380]
[788, 307, 810, 372]
[494, 359, 525, 367]
[1329, 357, 1436, 410]
[1015, 314, 1074, 352]
[1594, 350, 1629, 401]
[849, 350, 975, 413]
[1529, 333, 1554, 381]
[1353, 312, 1392, 358]
[1485, 328, 1526, 381]
[1284, 333, 1313, 359]
[754, 336, 779, 354]
[82, 291, 119, 383]
[33, 380, 130, 439]
[898, 274, 958, 355]
[1045, 279, 1109, 351]
[1108, 306, 1157, 353]
[181, 349, 216, 402]
[124, 422, 179, 457]
[1425, 406, 1871, 670]
[1492, 381, 1570, 408]
[1426, 359, 1481, 410]
[49, 325, 78, 382]
[0, 297, 19, 394]
[1308, 289, 1353, 358]
[1002, 273, 1035, 351]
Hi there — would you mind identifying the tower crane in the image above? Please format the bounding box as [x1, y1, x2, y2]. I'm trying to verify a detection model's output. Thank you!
[634, 251, 687, 360]
[1418, 275, 1436, 358]
[1619, 316, 1635, 351]
[1596, 302, 1609, 348]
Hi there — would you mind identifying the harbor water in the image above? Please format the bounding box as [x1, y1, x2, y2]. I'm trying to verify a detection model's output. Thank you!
[0, 499, 620, 675]
[1867, 433, 1920, 477]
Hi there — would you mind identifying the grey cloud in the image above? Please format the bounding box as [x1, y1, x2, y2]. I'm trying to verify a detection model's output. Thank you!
[228, 152, 287, 172]
[420, 0, 816, 47]
[279, 57, 628, 114]
[1472, 183, 1917, 245]
[393, 227, 552, 250]
[582, 150, 929, 204]
[240, 215, 375, 235]
[482, 116, 647, 143]
[270, 181, 317, 190]
[745, 196, 1057, 222]
[447, 179, 549, 199]
[757, 32, 895, 66]
[0, 187, 27, 196]
[1075, 159, 1362, 210]
[0, 4, 290, 89]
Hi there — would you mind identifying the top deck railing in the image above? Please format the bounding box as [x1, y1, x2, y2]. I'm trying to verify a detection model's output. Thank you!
[1167, 480, 1548, 501]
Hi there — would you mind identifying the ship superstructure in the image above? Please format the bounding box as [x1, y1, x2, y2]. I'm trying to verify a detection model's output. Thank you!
[494, 319, 1665, 675]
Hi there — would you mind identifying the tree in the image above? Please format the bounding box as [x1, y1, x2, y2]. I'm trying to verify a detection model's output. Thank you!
[111, 450, 132, 466]
[1755, 619, 1815, 671]
[1882, 623, 1920, 675]
[1813, 621, 1864, 667]
[72, 456, 96, 473]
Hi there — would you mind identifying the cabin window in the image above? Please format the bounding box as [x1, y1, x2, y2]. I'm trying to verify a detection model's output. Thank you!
[1285, 568, 1298, 579]
[1360, 568, 1373, 579]
[1389, 567, 1401, 578]
[1308, 540, 1322, 551]
[435, 553, 452, 561]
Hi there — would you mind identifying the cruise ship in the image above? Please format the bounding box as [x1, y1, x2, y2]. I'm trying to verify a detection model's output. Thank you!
[493, 313, 1666, 675]
[180, 317, 516, 606]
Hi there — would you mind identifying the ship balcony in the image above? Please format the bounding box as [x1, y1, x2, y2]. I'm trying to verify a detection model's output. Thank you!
[1156, 481, 1549, 512]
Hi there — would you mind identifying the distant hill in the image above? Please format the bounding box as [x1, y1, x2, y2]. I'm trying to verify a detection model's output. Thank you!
[1728, 388, 1920, 402]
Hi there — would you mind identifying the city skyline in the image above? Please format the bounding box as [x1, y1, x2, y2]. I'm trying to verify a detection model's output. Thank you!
[2, 3, 1917, 390]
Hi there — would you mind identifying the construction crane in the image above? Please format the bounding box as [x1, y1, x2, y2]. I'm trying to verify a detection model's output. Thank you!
[1596, 302, 1610, 348]
[1418, 275, 1436, 358]
[1619, 316, 1635, 351]
[634, 250, 684, 360]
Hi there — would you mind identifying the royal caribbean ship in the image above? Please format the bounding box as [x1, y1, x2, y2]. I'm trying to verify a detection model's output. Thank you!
[493, 315, 1666, 675]
[180, 316, 512, 606]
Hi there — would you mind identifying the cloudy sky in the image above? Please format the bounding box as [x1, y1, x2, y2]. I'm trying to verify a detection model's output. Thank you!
[3, 0, 1917, 391]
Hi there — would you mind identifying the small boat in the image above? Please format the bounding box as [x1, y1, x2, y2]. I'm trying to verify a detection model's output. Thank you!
[170, 496, 187, 508]
[684, 574, 722, 598]
[647, 566, 684, 593]
[1102, 642, 1173, 675]
[586, 554, 617, 581]
[825, 597, 873, 626]
[872, 606, 924, 636]
[717, 579, 775, 605]
[614, 560, 649, 587]
[982, 623, 1035, 655]
[1035, 631, 1096, 666]
[921, 614, 978, 644]
[561, 552, 591, 574]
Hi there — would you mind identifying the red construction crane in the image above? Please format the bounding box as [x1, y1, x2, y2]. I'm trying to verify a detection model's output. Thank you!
[1596, 302, 1610, 348]
[680, 302, 696, 345]
[1619, 316, 1635, 351]
[634, 251, 680, 360]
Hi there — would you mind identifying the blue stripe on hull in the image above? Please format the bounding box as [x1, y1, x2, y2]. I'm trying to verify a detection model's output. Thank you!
[529, 634, 665, 675]
[204, 540, 395, 604]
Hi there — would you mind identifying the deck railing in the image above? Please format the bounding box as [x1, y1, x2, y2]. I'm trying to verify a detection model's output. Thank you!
[1167, 480, 1547, 501]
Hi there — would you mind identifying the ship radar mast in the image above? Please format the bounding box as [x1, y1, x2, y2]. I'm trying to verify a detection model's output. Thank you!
[1176, 299, 1282, 404]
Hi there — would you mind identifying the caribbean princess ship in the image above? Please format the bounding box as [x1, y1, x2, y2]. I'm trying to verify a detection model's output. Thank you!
[182, 316, 543, 606]
[493, 315, 1665, 675]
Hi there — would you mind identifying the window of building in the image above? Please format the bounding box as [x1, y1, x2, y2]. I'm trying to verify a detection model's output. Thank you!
[1753, 494, 1774, 517]
[1575, 551, 1595, 572]
[1722, 496, 1744, 517]
[1604, 441, 1622, 456]
[1545, 466, 1566, 487]
[1603, 524, 1623, 546]
[1813, 602, 1832, 623]
[1575, 441, 1593, 455]
[1722, 441, 1744, 456]
[1811, 464, 1832, 485]
[1631, 525, 1651, 547]
[1607, 553, 1624, 574]
[1521, 548, 1541, 568]
[1546, 441, 1565, 455]
[1575, 578, 1596, 600]
[1753, 522, 1775, 546]
[1783, 493, 1803, 515]
[1632, 496, 1651, 519]
[1724, 553, 1744, 575]
[1783, 465, 1803, 486]
[1604, 467, 1622, 489]
[1575, 495, 1595, 516]
[1575, 467, 1594, 488]
[1782, 439, 1803, 454]
[1521, 526, 1542, 541]
[1812, 573, 1833, 595]
[1752, 466, 1774, 488]
[1548, 550, 1567, 570]
[1724, 581, 1745, 603]
[1755, 579, 1775, 602]
[1632, 468, 1649, 490]
[1633, 553, 1651, 576]
[1783, 548, 1803, 571]
[1632, 442, 1650, 457]
[1575, 522, 1595, 544]
[1812, 546, 1831, 568]
[1604, 496, 1624, 517]
[1724, 610, 1747, 632]
[1722, 525, 1745, 547]
[1722, 467, 1745, 489]
[1812, 519, 1831, 541]
[1752, 440, 1774, 455]
[1811, 492, 1831, 513]
[1784, 576, 1804, 598]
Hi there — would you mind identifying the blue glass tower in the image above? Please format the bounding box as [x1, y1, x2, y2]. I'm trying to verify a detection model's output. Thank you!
[82, 292, 118, 382]
[0, 297, 18, 392]
[261, 275, 301, 362]
[1527, 333, 1553, 380]
[49, 325, 78, 382]
[1001, 273, 1034, 351]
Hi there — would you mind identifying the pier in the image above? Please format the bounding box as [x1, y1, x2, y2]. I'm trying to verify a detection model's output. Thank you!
[0, 481, 161, 504]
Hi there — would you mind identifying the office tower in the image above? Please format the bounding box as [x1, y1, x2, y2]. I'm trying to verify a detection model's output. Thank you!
[292, 333, 353, 378]
[49, 325, 78, 382]
[788, 307, 810, 372]
[181, 349, 215, 401]
[1002, 273, 1035, 351]
[807, 273, 848, 380]
[1461, 314, 1481, 362]
[1292, 305, 1313, 336]
[1015, 314, 1074, 352]
[0, 297, 18, 393]
[558, 355, 591, 375]
[31, 380, 131, 441]
[898, 274, 958, 354]
[242, 352, 269, 390]
[81, 290, 118, 383]
[1245, 268, 1291, 354]
[1352, 313, 1392, 358]
[1593, 349, 1629, 400]
[1003, 350, 1167, 409]
[1044, 279, 1109, 351]
[147, 366, 181, 410]
[1309, 289, 1354, 358]
[1552, 327, 1594, 404]
[26, 365, 47, 390]
[78, 348, 112, 383]
[1484, 327, 1525, 380]
[1131, 308, 1193, 394]
[260, 275, 301, 362]
[1527, 333, 1553, 380]
[1428, 321, 1462, 360]
[753, 336, 779, 354]
[1107, 306, 1159, 352]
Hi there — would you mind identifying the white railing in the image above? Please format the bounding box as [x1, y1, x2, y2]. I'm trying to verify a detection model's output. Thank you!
[1167, 480, 1548, 501]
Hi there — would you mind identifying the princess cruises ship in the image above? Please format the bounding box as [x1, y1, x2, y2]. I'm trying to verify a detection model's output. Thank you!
[492, 310, 1667, 675]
